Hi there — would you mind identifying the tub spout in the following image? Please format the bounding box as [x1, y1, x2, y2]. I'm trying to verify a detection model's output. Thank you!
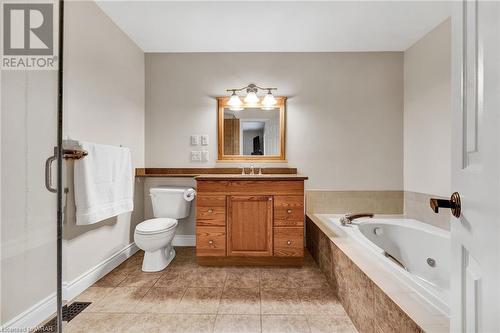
[340, 213, 374, 225]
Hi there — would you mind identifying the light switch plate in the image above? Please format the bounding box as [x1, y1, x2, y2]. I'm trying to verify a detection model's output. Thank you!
[201, 150, 209, 162]
[191, 151, 201, 161]
[201, 135, 209, 146]
[190, 135, 200, 146]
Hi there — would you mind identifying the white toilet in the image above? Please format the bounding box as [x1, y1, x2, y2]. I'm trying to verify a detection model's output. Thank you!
[134, 186, 195, 272]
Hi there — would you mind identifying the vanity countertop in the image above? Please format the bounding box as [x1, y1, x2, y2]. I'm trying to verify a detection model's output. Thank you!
[194, 174, 308, 181]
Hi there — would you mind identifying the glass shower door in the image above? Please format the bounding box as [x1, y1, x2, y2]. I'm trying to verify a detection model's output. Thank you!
[1, 1, 63, 332]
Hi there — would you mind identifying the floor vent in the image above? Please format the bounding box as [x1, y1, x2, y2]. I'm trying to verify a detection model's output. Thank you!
[35, 302, 91, 332]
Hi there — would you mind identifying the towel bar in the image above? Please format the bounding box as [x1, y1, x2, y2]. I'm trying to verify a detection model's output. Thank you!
[63, 149, 88, 160]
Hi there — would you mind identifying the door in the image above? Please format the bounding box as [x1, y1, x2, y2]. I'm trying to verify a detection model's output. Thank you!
[450, 1, 499, 332]
[0, 1, 63, 332]
[227, 196, 273, 256]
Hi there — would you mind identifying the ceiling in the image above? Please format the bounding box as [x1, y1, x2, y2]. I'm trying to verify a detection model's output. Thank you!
[96, 1, 451, 53]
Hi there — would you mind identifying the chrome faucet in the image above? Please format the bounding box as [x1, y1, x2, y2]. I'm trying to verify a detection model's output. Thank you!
[340, 213, 374, 226]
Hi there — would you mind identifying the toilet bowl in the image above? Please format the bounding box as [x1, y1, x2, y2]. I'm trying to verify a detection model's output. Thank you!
[134, 218, 178, 272]
[134, 186, 195, 272]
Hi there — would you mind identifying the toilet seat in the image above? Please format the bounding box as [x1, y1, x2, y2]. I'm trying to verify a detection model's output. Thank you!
[136, 218, 177, 235]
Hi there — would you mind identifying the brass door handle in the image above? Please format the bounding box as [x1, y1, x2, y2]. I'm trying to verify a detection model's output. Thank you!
[430, 192, 461, 218]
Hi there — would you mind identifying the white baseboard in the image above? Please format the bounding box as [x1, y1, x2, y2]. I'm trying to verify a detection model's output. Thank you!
[0, 292, 57, 332]
[173, 234, 195, 246]
[0, 243, 139, 331]
[64, 242, 139, 301]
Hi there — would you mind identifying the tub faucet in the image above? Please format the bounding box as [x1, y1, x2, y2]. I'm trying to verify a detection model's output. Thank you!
[340, 213, 374, 226]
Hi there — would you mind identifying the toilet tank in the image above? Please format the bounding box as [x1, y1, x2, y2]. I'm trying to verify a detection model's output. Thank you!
[149, 186, 194, 219]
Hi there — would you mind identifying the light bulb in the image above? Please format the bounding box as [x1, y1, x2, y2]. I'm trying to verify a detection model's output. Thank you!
[261, 91, 277, 110]
[244, 91, 260, 106]
[227, 92, 243, 110]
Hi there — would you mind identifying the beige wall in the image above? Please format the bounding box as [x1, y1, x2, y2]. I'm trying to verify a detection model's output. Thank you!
[62, 1, 145, 282]
[403, 19, 451, 229]
[404, 20, 451, 197]
[145, 52, 404, 190]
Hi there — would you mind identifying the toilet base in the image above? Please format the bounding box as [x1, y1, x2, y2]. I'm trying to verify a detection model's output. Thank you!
[141, 245, 176, 272]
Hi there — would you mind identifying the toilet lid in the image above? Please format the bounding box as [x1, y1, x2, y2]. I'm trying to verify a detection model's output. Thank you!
[136, 218, 177, 234]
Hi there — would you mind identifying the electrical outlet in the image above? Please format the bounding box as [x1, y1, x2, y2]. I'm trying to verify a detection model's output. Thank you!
[190, 135, 200, 146]
[191, 151, 201, 161]
[201, 150, 209, 162]
[201, 135, 209, 146]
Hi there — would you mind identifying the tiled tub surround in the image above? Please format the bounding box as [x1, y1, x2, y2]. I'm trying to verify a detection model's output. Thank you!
[306, 191, 404, 215]
[306, 214, 449, 333]
[62, 247, 358, 333]
[404, 192, 451, 230]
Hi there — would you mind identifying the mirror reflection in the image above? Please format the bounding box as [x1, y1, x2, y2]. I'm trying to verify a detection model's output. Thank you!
[223, 108, 280, 156]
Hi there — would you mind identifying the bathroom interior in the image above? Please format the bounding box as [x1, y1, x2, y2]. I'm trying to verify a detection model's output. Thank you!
[1, 1, 499, 333]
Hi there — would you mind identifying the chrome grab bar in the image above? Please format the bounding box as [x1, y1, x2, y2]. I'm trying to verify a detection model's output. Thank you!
[384, 252, 408, 271]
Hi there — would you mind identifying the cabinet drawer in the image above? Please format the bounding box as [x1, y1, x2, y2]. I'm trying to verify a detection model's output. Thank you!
[196, 226, 226, 256]
[196, 196, 226, 226]
[274, 196, 304, 227]
[273, 227, 304, 257]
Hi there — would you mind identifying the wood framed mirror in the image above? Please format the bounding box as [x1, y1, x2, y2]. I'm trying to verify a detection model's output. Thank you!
[217, 96, 286, 161]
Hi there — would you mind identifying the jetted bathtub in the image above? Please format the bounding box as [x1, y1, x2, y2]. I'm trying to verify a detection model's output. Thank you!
[328, 217, 450, 315]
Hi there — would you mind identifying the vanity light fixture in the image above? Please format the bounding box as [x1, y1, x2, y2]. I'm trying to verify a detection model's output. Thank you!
[227, 91, 244, 111]
[261, 89, 278, 110]
[226, 83, 278, 110]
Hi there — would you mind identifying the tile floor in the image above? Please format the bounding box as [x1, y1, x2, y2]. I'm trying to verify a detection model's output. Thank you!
[64, 247, 357, 333]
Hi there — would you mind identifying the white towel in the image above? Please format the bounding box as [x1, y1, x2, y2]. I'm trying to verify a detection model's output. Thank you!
[74, 142, 134, 225]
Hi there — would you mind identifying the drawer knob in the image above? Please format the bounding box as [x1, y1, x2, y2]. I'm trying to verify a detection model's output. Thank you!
[287, 240, 292, 245]
[208, 208, 214, 213]
[208, 240, 214, 245]
[287, 209, 292, 214]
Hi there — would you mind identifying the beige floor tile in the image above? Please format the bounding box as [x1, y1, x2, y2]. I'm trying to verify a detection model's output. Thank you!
[155, 268, 194, 288]
[225, 268, 260, 289]
[262, 315, 311, 333]
[72, 286, 115, 303]
[93, 270, 128, 287]
[159, 314, 216, 333]
[214, 314, 261, 333]
[88, 287, 149, 313]
[261, 288, 305, 315]
[188, 269, 227, 287]
[307, 315, 358, 333]
[260, 269, 299, 289]
[135, 287, 186, 313]
[289, 268, 330, 288]
[118, 271, 162, 287]
[176, 287, 223, 314]
[298, 287, 346, 315]
[218, 287, 260, 314]
[64, 313, 138, 333]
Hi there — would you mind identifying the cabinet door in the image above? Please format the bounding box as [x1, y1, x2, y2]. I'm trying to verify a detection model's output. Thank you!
[227, 196, 273, 256]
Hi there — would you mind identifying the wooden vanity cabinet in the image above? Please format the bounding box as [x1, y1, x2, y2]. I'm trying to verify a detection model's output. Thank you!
[195, 179, 306, 265]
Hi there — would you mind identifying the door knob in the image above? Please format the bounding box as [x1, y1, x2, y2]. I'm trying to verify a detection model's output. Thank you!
[430, 192, 461, 218]
[287, 209, 292, 214]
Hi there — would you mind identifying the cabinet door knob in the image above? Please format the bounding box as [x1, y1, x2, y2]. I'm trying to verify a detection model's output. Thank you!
[208, 208, 213, 213]
[287, 240, 292, 245]
[287, 209, 292, 214]
[208, 240, 214, 245]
